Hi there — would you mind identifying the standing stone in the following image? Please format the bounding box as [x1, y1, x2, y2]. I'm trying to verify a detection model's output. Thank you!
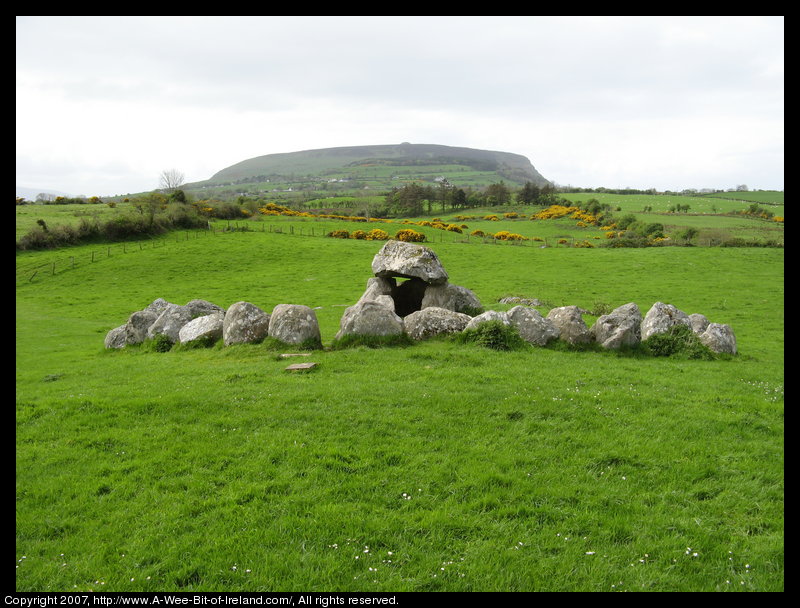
[178, 312, 225, 344]
[641, 302, 691, 340]
[591, 302, 642, 349]
[506, 305, 559, 346]
[371, 240, 449, 285]
[404, 306, 472, 340]
[546, 306, 593, 344]
[268, 304, 322, 346]
[355, 277, 396, 305]
[699, 323, 737, 354]
[223, 301, 271, 345]
[335, 299, 405, 340]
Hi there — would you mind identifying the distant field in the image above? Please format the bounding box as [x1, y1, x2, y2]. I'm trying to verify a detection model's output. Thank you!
[17, 191, 784, 248]
[702, 191, 784, 205]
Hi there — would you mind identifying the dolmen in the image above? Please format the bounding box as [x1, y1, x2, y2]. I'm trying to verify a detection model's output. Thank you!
[335, 240, 482, 341]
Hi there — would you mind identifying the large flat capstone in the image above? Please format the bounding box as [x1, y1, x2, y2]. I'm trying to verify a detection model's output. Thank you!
[371, 240, 449, 285]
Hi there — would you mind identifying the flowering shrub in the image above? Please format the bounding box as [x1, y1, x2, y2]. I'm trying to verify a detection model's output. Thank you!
[365, 228, 389, 240]
[531, 205, 580, 220]
[470, 229, 486, 237]
[327, 229, 351, 239]
[493, 230, 528, 241]
[394, 229, 426, 242]
[350, 230, 368, 240]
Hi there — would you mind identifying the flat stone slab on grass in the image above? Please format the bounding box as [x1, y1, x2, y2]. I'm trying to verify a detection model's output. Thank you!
[284, 362, 318, 372]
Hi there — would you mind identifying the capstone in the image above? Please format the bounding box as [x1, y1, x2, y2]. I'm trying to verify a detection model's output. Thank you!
[371, 240, 449, 285]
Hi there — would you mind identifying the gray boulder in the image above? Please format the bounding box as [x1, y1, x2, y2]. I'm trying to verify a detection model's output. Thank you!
[506, 305, 559, 346]
[641, 302, 691, 340]
[185, 299, 225, 318]
[404, 306, 471, 340]
[699, 323, 737, 354]
[104, 325, 127, 349]
[223, 301, 271, 345]
[688, 313, 710, 335]
[124, 309, 159, 345]
[335, 299, 404, 340]
[178, 312, 225, 344]
[147, 303, 194, 343]
[355, 277, 395, 305]
[144, 297, 171, 316]
[465, 309, 510, 330]
[546, 306, 592, 344]
[421, 282, 482, 314]
[591, 302, 642, 349]
[371, 240, 449, 285]
[268, 304, 322, 346]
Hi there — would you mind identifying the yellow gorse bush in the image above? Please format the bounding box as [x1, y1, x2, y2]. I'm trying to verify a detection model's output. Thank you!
[394, 229, 426, 242]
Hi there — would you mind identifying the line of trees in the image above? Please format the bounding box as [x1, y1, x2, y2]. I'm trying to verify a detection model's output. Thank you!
[382, 181, 559, 217]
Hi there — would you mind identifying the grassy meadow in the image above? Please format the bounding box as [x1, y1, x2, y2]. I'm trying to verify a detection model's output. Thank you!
[16, 223, 783, 592]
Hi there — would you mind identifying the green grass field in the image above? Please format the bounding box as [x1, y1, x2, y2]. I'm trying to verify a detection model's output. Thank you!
[16, 226, 783, 592]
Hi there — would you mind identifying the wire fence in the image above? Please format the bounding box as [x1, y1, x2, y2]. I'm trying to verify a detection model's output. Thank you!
[16, 221, 577, 286]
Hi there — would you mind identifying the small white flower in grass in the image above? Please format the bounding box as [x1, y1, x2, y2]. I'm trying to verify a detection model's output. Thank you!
[585, 552, 595, 555]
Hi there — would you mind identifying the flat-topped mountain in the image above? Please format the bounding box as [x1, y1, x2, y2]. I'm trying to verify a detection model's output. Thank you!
[188, 143, 550, 193]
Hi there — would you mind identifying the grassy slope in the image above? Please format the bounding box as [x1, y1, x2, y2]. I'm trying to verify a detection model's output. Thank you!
[16, 231, 783, 592]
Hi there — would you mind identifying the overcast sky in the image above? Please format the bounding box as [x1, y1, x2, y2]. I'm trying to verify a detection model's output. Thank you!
[16, 15, 784, 197]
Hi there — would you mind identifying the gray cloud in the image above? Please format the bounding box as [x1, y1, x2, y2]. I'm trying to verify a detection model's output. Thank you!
[16, 16, 783, 195]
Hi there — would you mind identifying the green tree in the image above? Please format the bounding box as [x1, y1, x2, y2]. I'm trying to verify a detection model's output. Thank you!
[485, 181, 511, 206]
[517, 181, 541, 205]
[674, 227, 699, 244]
